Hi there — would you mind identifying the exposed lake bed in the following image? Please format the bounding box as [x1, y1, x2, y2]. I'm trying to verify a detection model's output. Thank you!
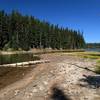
[0, 51, 100, 100]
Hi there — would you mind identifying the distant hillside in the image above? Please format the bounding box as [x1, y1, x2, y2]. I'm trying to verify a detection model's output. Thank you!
[0, 10, 85, 50]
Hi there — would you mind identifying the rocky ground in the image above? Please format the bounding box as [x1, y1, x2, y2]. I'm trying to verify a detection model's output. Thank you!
[0, 53, 100, 100]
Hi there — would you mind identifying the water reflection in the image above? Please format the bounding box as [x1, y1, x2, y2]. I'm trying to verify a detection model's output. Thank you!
[0, 53, 39, 65]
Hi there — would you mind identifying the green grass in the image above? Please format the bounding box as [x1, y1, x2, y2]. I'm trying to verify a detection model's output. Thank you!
[97, 60, 100, 63]
[83, 55, 100, 59]
[78, 52, 100, 74]
[71, 52, 100, 59]
[68, 52, 100, 74]
[95, 59, 100, 74]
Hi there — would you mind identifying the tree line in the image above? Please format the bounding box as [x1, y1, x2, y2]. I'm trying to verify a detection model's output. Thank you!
[0, 10, 85, 50]
[86, 43, 100, 48]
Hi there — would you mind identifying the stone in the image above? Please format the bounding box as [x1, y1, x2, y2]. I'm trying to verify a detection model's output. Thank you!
[32, 89, 38, 93]
[39, 86, 44, 91]
[14, 90, 20, 96]
[43, 81, 48, 85]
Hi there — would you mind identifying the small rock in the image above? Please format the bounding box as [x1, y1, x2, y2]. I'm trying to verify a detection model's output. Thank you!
[62, 84, 67, 88]
[26, 92, 33, 98]
[39, 86, 44, 91]
[43, 81, 48, 85]
[29, 92, 33, 96]
[32, 88, 38, 93]
[14, 90, 20, 96]
[33, 84, 37, 87]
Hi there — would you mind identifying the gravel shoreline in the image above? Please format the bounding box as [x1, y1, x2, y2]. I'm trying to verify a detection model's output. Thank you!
[0, 53, 100, 100]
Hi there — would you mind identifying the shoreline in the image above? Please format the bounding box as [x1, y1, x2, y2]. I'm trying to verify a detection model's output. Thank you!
[0, 49, 85, 55]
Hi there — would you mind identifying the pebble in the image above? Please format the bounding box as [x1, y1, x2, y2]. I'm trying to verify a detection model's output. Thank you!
[25, 92, 33, 98]
[32, 88, 38, 93]
[14, 90, 20, 96]
[43, 81, 48, 85]
[39, 86, 44, 91]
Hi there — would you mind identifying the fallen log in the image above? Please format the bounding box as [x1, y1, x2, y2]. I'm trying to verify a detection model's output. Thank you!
[0, 60, 50, 67]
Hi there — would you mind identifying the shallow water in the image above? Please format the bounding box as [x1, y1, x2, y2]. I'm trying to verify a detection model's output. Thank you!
[86, 48, 100, 52]
[0, 53, 39, 65]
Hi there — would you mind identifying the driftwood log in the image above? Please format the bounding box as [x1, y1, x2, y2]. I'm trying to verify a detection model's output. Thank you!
[0, 60, 50, 67]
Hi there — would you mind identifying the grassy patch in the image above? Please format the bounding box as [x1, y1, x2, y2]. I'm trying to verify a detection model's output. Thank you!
[97, 60, 100, 63]
[68, 52, 100, 74]
[83, 55, 100, 59]
[71, 52, 100, 59]
[95, 60, 100, 74]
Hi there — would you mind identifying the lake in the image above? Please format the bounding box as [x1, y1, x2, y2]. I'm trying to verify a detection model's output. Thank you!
[0, 53, 40, 65]
[86, 48, 100, 52]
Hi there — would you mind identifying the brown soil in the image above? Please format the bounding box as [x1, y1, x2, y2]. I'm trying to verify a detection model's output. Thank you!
[0, 66, 35, 89]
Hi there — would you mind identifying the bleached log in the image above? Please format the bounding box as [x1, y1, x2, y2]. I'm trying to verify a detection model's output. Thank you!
[0, 60, 50, 67]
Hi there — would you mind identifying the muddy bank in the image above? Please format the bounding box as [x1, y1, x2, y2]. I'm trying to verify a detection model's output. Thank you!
[0, 66, 34, 90]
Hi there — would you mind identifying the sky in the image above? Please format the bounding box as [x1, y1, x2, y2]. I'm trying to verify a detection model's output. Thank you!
[0, 0, 100, 43]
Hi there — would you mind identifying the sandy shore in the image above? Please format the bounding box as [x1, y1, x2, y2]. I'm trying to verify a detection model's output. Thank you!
[0, 53, 100, 100]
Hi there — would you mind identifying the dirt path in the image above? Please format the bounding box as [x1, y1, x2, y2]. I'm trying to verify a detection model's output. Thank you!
[0, 53, 100, 100]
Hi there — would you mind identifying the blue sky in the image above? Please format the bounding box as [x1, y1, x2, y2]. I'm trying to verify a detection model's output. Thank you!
[0, 0, 100, 43]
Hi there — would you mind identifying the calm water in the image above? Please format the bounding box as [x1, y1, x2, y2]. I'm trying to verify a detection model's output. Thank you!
[0, 53, 40, 65]
[86, 48, 100, 52]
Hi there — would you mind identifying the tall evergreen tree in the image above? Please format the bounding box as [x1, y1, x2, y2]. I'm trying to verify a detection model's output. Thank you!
[0, 10, 86, 50]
